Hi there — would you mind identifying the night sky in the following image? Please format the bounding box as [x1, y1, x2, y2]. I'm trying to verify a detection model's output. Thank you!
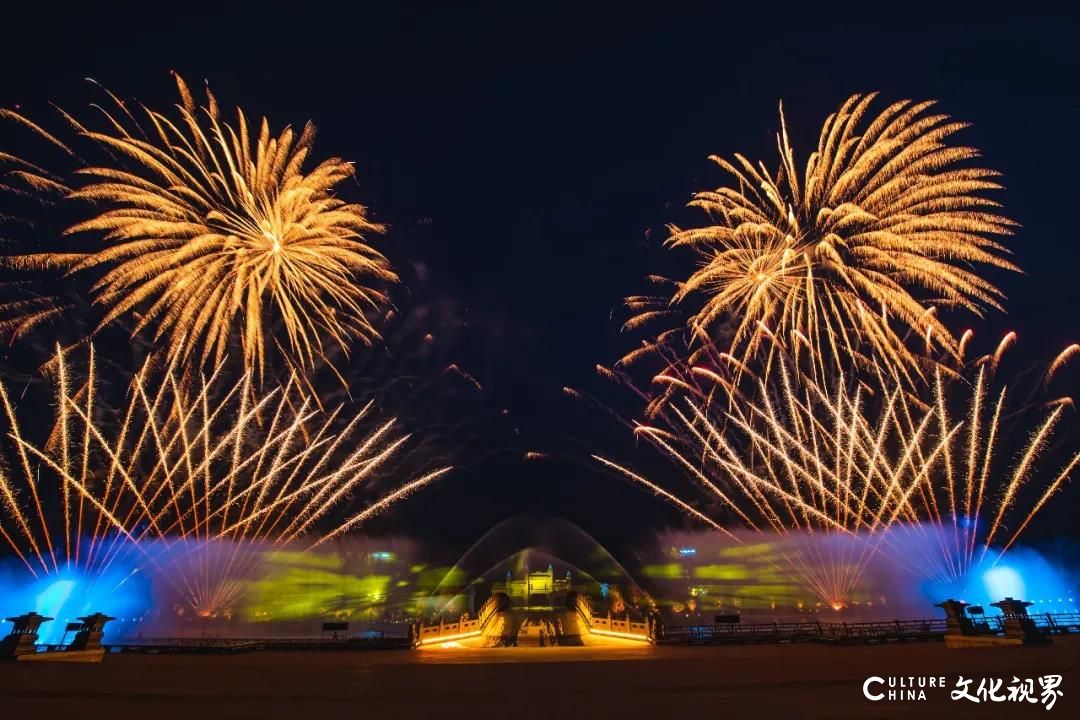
[2, 6, 1078, 559]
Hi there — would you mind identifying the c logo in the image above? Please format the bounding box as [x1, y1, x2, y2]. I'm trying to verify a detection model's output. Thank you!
[863, 676, 885, 701]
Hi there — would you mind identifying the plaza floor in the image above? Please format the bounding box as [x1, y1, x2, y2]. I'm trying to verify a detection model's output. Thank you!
[1, 636, 1077, 718]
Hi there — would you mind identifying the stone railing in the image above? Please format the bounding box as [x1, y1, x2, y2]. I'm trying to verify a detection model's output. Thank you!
[413, 592, 509, 647]
[567, 591, 651, 642]
[416, 616, 483, 645]
[589, 614, 650, 639]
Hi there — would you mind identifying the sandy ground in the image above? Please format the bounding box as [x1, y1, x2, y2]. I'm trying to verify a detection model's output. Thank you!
[2, 638, 1078, 719]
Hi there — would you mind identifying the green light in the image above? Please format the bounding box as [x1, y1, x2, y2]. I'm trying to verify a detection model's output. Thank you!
[264, 549, 344, 570]
[240, 568, 392, 622]
[692, 564, 749, 581]
[641, 563, 684, 579]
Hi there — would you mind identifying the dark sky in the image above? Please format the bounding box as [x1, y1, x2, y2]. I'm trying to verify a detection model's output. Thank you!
[2, 6, 1079, 558]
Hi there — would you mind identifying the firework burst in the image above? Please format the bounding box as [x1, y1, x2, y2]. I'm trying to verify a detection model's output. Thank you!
[0, 346, 449, 614]
[595, 338, 1078, 606]
[624, 94, 1018, 389]
[1, 74, 395, 384]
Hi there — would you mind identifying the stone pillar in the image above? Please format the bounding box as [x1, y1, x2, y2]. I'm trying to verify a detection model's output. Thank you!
[1, 612, 53, 658]
[69, 613, 116, 651]
[990, 597, 1047, 643]
[935, 599, 977, 636]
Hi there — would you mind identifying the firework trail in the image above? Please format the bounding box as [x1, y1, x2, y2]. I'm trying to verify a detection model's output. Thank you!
[0, 346, 449, 614]
[1, 74, 395, 387]
[594, 337, 1078, 606]
[622, 94, 1017, 391]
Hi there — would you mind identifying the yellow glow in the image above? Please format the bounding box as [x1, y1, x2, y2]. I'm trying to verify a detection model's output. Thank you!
[641, 563, 685, 579]
[263, 550, 345, 570]
[588, 628, 652, 643]
[692, 564, 749, 581]
[416, 630, 482, 647]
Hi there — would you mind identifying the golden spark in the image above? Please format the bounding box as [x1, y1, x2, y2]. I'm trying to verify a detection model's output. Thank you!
[2, 74, 395, 383]
[598, 339, 1077, 605]
[0, 345, 448, 614]
[625, 94, 1018, 390]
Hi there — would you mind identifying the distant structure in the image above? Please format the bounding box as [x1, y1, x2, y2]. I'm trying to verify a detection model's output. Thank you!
[990, 597, 1049, 644]
[416, 564, 652, 648]
[1, 610, 114, 662]
[69, 613, 116, 652]
[491, 565, 576, 607]
[936, 597, 1050, 647]
[1, 612, 53, 659]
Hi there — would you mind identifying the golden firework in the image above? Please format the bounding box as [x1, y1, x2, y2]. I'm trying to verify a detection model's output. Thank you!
[2, 74, 395, 382]
[626, 94, 1018, 389]
[0, 345, 449, 614]
[596, 337, 1078, 605]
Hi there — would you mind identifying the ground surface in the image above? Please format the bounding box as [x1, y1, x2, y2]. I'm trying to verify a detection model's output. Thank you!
[2, 638, 1078, 719]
